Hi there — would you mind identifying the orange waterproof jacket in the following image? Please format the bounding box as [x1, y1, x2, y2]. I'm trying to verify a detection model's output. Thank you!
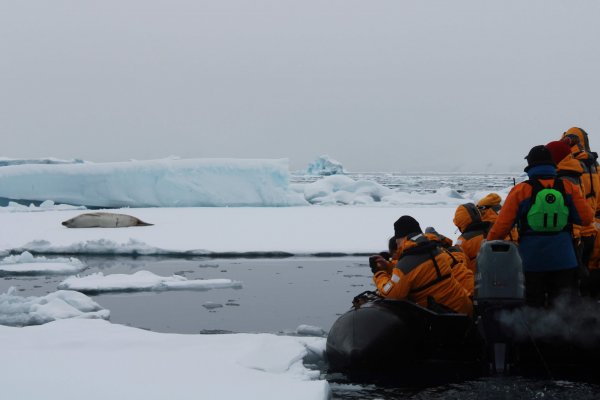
[423, 231, 474, 296]
[477, 193, 519, 242]
[373, 234, 473, 316]
[453, 203, 492, 272]
[555, 153, 586, 238]
[487, 171, 594, 272]
[563, 127, 599, 237]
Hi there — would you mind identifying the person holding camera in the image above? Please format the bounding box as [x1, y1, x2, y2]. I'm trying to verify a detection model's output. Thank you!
[370, 216, 473, 316]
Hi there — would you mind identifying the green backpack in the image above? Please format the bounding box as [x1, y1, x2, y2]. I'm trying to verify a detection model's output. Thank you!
[525, 178, 569, 233]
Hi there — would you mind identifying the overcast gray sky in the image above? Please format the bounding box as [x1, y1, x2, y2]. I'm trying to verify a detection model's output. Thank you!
[1, 0, 600, 172]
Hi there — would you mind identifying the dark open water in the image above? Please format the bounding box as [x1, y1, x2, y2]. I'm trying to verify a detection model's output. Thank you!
[2, 255, 599, 399]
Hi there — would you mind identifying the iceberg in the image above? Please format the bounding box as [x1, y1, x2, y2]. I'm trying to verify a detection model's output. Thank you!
[0, 158, 307, 208]
[306, 155, 347, 176]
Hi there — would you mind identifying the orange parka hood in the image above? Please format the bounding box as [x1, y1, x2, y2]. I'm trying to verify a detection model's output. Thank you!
[453, 203, 485, 233]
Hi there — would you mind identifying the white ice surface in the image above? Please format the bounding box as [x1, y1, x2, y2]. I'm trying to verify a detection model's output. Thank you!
[0, 288, 109, 326]
[0, 207, 460, 255]
[0, 319, 329, 400]
[0, 157, 307, 207]
[0, 251, 85, 275]
[58, 270, 242, 293]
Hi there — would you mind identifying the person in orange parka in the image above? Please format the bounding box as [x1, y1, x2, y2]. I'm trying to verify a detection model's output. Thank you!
[547, 140, 589, 269]
[424, 226, 474, 297]
[487, 145, 594, 307]
[372, 216, 473, 316]
[561, 128, 599, 268]
[476, 193, 519, 242]
[453, 203, 492, 273]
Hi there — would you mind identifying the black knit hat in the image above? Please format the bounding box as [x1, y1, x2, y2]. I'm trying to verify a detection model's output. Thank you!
[524, 145, 555, 172]
[393, 215, 422, 239]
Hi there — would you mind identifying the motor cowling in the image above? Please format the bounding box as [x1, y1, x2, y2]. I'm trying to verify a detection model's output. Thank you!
[475, 240, 525, 302]
[474, 240, 525, 373]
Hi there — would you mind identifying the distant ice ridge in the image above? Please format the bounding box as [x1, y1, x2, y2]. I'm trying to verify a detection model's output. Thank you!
[58, 270, 243, 293]
[0, 157, 86, 167]
[0, 251, 86, 275]
[306, 155, 346, 176]
[302, 175, 487, 206]
[0, 200, 86, 213]
[0, 288, 109, 326]
[0, 158, 307, 208]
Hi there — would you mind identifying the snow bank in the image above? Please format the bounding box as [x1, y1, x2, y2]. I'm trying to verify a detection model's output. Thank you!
[306, 155, 346, 175]
[58, 270, 242, 293]
[0, 288, 109, 326]
[0, 319, 329, 400]
[0, 158, 307, 208]
[0, 251, 86, 275]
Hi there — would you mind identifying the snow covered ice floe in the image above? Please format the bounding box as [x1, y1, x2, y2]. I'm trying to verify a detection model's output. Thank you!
[0, 251, 86, 275]
[58, 270, 243, 293]
[0, 319, 330, 400]
[0, 157, 307, 208]
[0, 288, 109, 326]
[0, 207, 461, 256]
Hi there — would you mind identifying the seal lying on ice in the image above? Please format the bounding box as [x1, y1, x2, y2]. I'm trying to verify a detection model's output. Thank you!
[61, 212, 153, 228]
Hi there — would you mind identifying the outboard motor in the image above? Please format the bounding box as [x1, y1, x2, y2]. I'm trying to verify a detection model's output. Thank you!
[474, 240, 525, 374]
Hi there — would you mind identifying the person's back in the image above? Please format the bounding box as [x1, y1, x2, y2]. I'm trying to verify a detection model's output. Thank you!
[562, 127, 599, 213]
[424, 228, 474, 297]
[453, 203, 491, 272]
[487, 145, 594, 306]
[477, 193, 519, 242]
[372, 216, 473, 316]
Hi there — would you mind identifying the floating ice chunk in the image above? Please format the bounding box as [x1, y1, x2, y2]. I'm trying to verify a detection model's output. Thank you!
[0, 289, 109, 326]
[58, 270, 243, 293]
[296, 324, 327, 337]
[202, 302, 224, 310]
[0, 251, 86, 275]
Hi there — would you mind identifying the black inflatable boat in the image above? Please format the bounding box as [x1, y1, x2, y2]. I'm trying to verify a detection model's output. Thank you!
[326, 240, 600, 380]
